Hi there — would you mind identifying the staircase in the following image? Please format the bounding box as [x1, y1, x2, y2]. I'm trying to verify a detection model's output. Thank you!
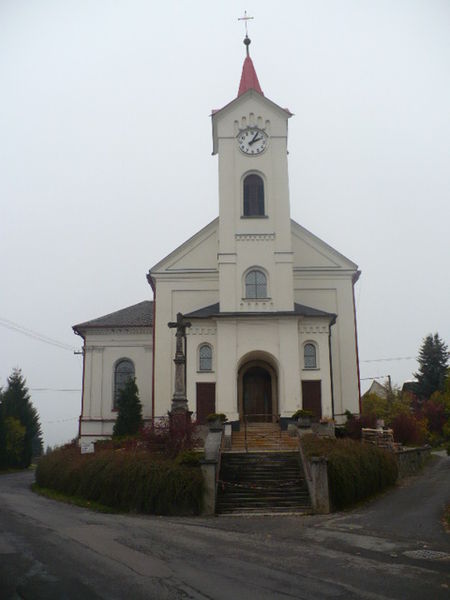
[231, 422, 299, 452]
[216, 451, 311, 515]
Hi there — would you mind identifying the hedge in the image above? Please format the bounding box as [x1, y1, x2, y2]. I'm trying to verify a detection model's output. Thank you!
[301, 435, 398, 510]
[35, 446, 204, 515]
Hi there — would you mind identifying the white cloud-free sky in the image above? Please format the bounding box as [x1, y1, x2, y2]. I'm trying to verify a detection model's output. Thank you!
[1, 1, 449, 447]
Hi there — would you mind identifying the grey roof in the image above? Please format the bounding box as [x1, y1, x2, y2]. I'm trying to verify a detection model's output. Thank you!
[73, 301, 153, 332]
[185, 302, 336, 321]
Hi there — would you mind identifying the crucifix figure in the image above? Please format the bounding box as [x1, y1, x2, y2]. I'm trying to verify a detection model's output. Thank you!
[168, 312, 192, 413]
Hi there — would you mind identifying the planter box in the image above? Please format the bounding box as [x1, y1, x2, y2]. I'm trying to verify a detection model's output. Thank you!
[208, 421, 225, 432]
[311, 422, 335, 437]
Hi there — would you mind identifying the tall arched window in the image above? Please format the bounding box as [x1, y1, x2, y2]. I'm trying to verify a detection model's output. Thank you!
[114, 359, 135, 408]
[245, 269, 267, 299]
[199, 344, 212, 371]
[243, 174, 265, 216]
[304, 344, 317, 369]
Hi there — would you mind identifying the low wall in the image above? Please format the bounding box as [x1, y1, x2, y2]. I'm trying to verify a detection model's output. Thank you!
[395, 446, 431, 479]
[298, 438, 431, 513]
[298, 441, 330, 514]
[200, 429, 223, 515]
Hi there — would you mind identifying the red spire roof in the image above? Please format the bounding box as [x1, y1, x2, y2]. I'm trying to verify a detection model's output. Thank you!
[238, 55, 263, 97]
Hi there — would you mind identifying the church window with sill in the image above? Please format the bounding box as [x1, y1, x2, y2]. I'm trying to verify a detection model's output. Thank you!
[198, 344, 213, 372]
[245, 269, 267, 299]
[304, 343, 317, 369]
[114, 359, 135, 409]
[243, 174, 265, 216]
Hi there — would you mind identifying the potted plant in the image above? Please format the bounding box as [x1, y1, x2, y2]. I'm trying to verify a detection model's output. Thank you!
[292, 409, 314, 429]
[206, 413, 227, 431]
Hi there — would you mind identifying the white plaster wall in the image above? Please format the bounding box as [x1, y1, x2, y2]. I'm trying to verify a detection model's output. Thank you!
[186, 324, 217, 419]
[214, 93, 294, 313]
[210, 317, 332, 420]
[298, 320, 333, 418]
[80, 328, 153, 440]
[294, 275, 359, 419]
[152, 276, 219, 417]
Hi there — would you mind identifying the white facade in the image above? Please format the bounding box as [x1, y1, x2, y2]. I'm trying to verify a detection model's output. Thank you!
[75, 48, 361, 442]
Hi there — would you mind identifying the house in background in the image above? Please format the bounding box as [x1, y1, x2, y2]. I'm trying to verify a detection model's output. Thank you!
[363, 380, 389, 400]
[74, 37, 361, 443]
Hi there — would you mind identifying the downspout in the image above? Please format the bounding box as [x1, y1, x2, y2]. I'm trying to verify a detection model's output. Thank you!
[328, 316, 336, 419]
[147, 272, 156, 422]
[73, 328, 86, 439]
[352, 271, 362, 414]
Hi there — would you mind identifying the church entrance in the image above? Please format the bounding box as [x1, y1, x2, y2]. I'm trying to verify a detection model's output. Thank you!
[238, 359, 278, 423]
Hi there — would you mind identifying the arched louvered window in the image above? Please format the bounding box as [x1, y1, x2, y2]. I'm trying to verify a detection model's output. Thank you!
[245, 269, 267, 299]
[243, 174, 265, 216]
[304, 344, 317, 369]
[114, 359, 135, 408]
[199, 344, 212, 371]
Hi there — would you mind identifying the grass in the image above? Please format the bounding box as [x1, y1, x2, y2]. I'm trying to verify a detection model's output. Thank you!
[31, 483, 118, 513]
[0, 466, 33, 475]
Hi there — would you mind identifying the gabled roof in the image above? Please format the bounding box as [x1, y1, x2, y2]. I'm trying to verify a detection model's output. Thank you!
[73, 301, 153, 333]
[185, 302, 336, 322]
[291, 219, 359, 275]
[148, 218, 219, 275]
[363, 380, 389, 399]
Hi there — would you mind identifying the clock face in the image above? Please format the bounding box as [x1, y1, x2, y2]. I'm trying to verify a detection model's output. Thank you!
[237, 128, 268, 155]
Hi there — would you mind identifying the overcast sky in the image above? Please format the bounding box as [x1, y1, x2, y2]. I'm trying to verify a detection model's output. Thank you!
[1, 1, 449, 447]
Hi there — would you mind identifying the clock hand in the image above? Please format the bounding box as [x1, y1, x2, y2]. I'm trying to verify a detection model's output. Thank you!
[249, 136, 262, 146]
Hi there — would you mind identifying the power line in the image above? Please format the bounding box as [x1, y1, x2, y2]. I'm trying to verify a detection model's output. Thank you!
[42, 416, 79, 424]
[30, 388, 81, 392]
[0, 317, 77, 352]
[360, 356, 416, 363]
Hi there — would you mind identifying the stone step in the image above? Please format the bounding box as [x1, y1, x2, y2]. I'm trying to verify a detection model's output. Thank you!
[216, 449, 311, 515]
[218, 506, 311, 515]
[217, 492, 310, 501]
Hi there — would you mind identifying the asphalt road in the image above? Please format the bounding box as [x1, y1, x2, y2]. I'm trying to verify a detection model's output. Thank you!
[0, 454, 449, 600]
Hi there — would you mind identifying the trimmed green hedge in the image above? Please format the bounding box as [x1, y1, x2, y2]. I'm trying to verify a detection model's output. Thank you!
[301, 435, 398, 509]
[35, 446, 204, 515]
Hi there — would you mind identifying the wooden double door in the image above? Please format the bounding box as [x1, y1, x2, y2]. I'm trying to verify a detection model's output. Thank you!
[238, 361, 277, 423]
[243, 366, 272, 422]
[196, 382, 215, 425]
[301, 380, 322, 421]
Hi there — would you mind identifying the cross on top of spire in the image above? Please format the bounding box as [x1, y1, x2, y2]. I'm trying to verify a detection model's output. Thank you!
[238, 10, 254, 37]
[238, 10, 254, 57]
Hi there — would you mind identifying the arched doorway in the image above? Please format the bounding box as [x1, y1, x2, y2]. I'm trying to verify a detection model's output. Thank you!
[238, 359, 278, 423]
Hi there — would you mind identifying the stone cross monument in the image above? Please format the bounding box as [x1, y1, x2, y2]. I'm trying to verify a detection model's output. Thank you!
[168, 312, 191, 414]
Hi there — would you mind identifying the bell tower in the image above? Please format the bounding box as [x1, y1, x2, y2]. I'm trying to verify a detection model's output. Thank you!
[211, 36, 294, 313]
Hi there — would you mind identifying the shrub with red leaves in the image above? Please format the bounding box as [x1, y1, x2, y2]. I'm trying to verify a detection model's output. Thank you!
[421, 399, 447, 435]
[345, 413, 377, 439]
[391, 413, 427, 446]
[140, 416, 200, 458]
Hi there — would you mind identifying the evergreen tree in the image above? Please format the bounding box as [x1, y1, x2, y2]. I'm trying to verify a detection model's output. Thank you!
[414, 333, 449, 400]
[0, 392, 6, 469]
[0, 369, 43, 468]
[112, 378, 143, 437]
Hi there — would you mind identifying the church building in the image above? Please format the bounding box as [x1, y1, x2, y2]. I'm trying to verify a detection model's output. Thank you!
[74, 37, 361, 443]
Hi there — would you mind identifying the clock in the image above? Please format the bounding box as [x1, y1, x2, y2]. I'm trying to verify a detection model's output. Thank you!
[237, 128, 268, 155]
